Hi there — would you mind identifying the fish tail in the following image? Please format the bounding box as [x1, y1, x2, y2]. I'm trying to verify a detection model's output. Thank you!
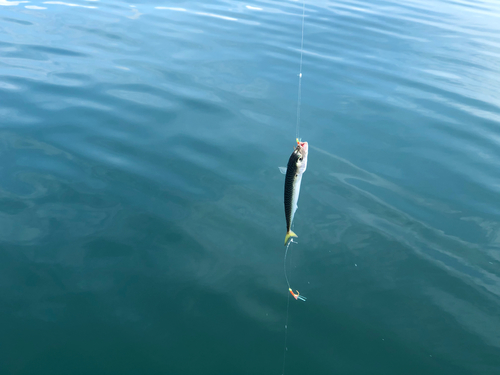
[284, 230, 298, 245]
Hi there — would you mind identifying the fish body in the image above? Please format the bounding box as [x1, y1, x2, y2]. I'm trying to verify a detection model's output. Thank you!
[284, 141, 308, 245]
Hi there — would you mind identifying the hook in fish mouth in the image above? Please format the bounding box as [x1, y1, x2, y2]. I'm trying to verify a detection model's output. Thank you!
[296, 139, 308, 152]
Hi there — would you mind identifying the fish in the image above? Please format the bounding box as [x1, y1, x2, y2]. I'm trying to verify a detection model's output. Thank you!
[283, 140, 308, 245]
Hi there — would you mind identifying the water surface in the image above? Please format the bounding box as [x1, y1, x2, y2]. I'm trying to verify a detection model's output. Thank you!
[1, 0, 500, 374]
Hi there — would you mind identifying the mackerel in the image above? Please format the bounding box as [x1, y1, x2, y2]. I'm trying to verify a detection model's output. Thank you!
[284, 140, 308, 245]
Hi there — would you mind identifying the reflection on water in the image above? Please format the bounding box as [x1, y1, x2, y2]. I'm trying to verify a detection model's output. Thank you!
[43, 2, 97, 9]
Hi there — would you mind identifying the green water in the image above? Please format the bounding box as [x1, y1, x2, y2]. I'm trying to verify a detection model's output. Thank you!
[1, 0, 500, 374]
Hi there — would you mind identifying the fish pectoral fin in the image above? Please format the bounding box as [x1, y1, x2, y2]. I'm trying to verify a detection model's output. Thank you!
[284, 230, 298, 245]
[279, 167, 287, 175]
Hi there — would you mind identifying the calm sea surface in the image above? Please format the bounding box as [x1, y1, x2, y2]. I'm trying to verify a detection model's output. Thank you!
[1, 0, 500, 374]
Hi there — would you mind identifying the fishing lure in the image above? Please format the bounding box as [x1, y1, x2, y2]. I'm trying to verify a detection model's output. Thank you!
[289, 288, 307, 301]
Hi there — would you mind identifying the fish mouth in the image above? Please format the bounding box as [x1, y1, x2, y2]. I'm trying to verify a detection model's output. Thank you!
[298, 141, 308, 152]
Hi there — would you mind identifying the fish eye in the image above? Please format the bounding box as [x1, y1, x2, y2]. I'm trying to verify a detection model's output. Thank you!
[299, 157, 303, 161]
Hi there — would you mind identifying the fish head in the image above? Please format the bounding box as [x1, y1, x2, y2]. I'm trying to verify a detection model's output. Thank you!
[294, 141, 308, 173]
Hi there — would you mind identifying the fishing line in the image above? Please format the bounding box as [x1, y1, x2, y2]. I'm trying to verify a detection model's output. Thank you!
[284, 239, 292, 290]
[286, 2, 307, 303]
[282, 239, 292, 375]
[282, 262, 290, 375]
[285, 2, 308, 302]
[295, 2, 306, 141]
[283, 4, 307, 375]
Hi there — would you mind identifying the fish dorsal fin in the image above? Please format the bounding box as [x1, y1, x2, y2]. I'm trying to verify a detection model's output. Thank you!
[279, 167, 287, 175]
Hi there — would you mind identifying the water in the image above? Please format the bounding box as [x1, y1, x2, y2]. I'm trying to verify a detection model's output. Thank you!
[1, 0, 500, 374]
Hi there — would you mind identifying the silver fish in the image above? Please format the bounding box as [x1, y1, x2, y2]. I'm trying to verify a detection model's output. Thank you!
[284, 140, 308, 245]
